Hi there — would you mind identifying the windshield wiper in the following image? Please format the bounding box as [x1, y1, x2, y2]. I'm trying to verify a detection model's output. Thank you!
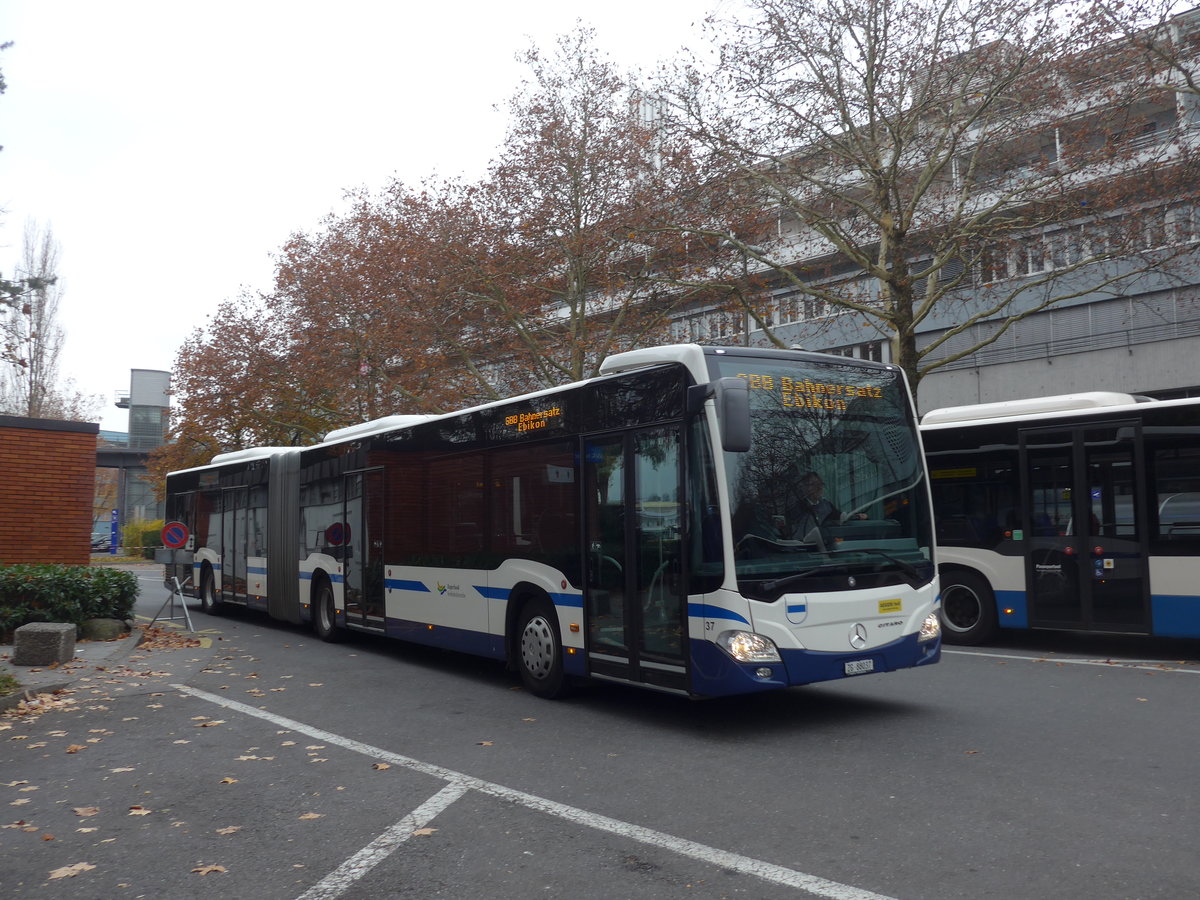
[758, 566, 829, 595]
[833, 548, 927, 588]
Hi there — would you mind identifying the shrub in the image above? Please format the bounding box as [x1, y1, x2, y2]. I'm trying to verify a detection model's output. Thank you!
[122, 519, 164, 560]
[0, 564, 139, 638]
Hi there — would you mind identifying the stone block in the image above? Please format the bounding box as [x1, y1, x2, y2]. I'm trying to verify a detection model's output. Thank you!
[12, 622, 76, 666]
[79, 618, 128, 641]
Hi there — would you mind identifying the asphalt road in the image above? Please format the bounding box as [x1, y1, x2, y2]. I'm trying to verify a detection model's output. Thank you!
[2, 566, 1197, 899]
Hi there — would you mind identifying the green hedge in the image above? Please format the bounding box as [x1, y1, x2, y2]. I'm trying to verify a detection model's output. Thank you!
[122, 519, 164, 560]
[0, 565, 138, 637]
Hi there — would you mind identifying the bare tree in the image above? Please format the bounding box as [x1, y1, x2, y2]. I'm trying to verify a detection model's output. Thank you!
[0, 221, 101, 420]
[665, 0, 1200, 397]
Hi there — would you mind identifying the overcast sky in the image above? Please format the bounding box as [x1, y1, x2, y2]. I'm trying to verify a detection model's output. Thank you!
[1, 0, 719, 430]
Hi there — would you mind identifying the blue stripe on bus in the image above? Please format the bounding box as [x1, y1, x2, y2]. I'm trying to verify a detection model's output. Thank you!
[689, 630, 940, 697]
[1151, 594, 1200, 638]
[688, 603, 750, 625]
[385, 579, 431, 592]
[248, 567, 266, 575]
[474, 585, 583, 608]
[386, 617, 505, 660]
[995, 590, 1028, 629]
[299, 571, 343, 584]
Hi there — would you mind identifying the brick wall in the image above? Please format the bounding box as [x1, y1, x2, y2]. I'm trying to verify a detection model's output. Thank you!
[0, 415, 99, 566]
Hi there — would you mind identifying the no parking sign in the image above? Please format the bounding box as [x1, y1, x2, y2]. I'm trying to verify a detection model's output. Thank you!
[162, 521, 190, 550]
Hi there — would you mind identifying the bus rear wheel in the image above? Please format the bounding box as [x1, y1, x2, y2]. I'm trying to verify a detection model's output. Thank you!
[313, 578, 343, 643]
[940, 569, 998, 645]
[516, 596, 570, 699]
[199, 566, 221, 615]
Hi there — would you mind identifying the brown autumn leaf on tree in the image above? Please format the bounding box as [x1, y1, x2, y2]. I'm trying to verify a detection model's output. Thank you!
[147, 295, 325, 485]
[157, 24, 748, 468]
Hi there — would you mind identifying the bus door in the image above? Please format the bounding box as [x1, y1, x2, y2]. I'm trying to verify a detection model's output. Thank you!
[1019, 422, 1149, 632]
[221, 487, 247, 599]
[583, 426, 687, 693]
[342, 469, 386, 630]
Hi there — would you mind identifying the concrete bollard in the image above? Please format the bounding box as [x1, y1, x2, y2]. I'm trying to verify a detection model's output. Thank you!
[11, 622, 77, 666]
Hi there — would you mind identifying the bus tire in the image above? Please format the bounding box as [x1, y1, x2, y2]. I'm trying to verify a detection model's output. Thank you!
[939, 569, 998, 645]
[313, 577, 343, 643]
[516, 595, 570, 699]
[199, 565, 221, 615]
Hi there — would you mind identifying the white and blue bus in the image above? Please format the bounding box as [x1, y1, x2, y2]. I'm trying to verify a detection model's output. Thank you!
[164, 344, 941, 698]
[923, 391, 1200, 644]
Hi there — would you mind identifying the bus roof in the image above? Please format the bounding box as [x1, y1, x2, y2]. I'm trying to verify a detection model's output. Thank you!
[322, 415, 433, 444]
[921, 391, 1145, 427]
[313, 346, 714, 447]
[209, 447, 298, 465]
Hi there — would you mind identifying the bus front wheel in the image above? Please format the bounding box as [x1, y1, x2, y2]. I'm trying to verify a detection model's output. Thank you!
[516, 596, 570, 699]
[939, 569, 998, 645]
[313, 579, 343, 643]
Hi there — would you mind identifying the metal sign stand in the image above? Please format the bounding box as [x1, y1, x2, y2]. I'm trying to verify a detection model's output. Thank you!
[149, 575, 196, 633]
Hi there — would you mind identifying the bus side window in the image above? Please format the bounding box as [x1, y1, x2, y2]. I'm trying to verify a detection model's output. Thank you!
[1151, 444, 1200, 547]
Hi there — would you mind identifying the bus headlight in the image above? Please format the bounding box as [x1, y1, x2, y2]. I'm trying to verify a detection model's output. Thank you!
[918, 611, 941, 642]
[717, 630, 782, 663]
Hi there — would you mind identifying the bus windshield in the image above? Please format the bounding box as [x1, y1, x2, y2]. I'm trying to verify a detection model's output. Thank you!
[708, 353, 934, 600]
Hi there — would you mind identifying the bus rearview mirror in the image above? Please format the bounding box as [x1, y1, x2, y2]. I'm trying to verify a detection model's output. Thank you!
[715, 377, 751, 452]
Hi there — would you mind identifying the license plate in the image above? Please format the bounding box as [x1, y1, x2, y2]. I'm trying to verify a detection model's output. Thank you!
[844, 658, 874, 676]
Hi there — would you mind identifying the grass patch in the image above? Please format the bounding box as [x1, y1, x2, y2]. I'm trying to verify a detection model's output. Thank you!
[0, 672, 21, 697]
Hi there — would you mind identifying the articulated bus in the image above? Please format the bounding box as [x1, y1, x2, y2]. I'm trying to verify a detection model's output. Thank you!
[163, 344, 941, 698]
[923, 391, 1200, 644]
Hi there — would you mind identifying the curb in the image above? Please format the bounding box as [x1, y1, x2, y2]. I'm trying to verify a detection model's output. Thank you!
[0, 629, 148, 713]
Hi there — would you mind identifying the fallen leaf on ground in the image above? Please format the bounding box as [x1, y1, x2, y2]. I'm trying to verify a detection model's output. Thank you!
[298, 813, 323, 820]
[412, 827, 437, 836]
[73, 807, 100, 817]
[216, 826, 241, 835]
[49, 862, 95, 879]
[192, 864, 226, 875]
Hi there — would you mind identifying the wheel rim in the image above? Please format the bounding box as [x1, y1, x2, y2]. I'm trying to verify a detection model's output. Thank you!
[520, 614, 555, 680]
[942, 584, 981, 633]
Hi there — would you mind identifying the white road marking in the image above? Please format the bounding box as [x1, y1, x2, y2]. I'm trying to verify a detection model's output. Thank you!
[942, 648, 1200, 673]
[173, 684, 898, 900]
[295, 782, 470, 900]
